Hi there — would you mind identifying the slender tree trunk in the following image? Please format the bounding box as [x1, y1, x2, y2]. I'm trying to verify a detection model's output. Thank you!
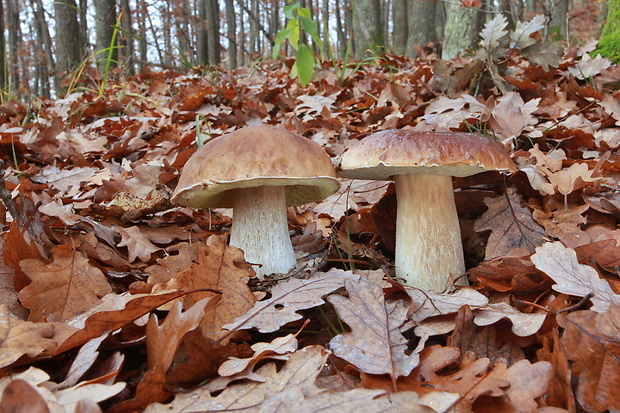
[335, 0, 348, 58]
[31, 0, 55, 96]
[393, 0, 408, 55]
[549, 0, 569, 39]
[407, 0, 437, 57]
[94, 0, 118, 72]
[225, 0, 238, 68]
[442, 2, 483, 60]
[119, 0, 135, 74]
[175, 0, 191, 67]
[54, 0, 83, 93]
[79, 0, 88, 54]
[6, 0, 21, 95]
[137, 1, 148, 71]
[206, 0, 221, 65]
[0, 0, 5, 92]
[352, 0, 385, 57]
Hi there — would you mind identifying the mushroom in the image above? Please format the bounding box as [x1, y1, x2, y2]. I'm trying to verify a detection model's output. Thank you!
[171, 125, 339, 279]
[338, 129, 515, 291]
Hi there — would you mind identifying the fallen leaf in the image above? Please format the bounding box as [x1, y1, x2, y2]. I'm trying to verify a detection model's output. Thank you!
[19, 244, 113, 322]
[222, 268, 360, 334]
[155, 236, 256, 342]
[328, 278, 420, 378]
[473, 301, 546, 337]
[116, 226, 161, 262]
[406, 287, 489, 325]
[0, 379, 49, 413]
[558, 306, 620, 413]
[531, 242, 620, 313]
[474, 188, 546, 259]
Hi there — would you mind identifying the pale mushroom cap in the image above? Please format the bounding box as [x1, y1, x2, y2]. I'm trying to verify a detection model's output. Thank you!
[172, 126, 339, 208]
[338, 129, 517, 179]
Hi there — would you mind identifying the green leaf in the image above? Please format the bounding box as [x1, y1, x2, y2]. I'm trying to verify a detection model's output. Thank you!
[283, 2, 300, 20]
[273, 27, 293, 59]
[300, 16, 323, 50]
[297, 6, 311, 18]
[296, 44, 315, 86]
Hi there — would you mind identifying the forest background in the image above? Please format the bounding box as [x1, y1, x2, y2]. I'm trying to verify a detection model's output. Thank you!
[0, 0, 607, 100]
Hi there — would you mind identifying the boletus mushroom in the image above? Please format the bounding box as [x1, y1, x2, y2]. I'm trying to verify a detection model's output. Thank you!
[338, 129, 516, 291]
[172, 125, 339, 279]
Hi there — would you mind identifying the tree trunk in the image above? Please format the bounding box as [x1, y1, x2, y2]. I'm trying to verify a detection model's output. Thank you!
[119, 0, 134, 74]
[94, 0, 117, 72]
[137, 1, 148, 71]
[174, 0, 191, 67]
[206, 0, 221, 65]
[31, 0, 55, 96]
[595, 0, 620, 61]
[407, 0, 437, 57]
[334, 0, 348, 58]
[225, 0, 238, 68]
[54, 0, 83, 93]
[6, 0, 21, 95]
[393, 0, 408, 55]
[352, 0, 385, 57]
[0, 0, 5, 92]
[549, 0, 569, 40]
[442, 2, 483, 60]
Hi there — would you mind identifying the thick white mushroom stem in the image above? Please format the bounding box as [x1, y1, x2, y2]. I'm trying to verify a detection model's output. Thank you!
[229, 185, 297, 279]
[394, 173, 467, 291]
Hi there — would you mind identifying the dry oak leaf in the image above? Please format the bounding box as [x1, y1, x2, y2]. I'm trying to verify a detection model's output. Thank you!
[0, 305, 75, 369]
[531, 203, 590, 248]
[558, 306, 620, 413]
[483, 358, 554, 413]
[328, 278, 420, 378]
[19, 244, 113, 322]
[222, 268, 360, 334]
[490, 92, 540, 143]
[473, 301, 547, 337]
[54, 290, 185, 355]
[409, 345, 510, 404]
[116, 225, 160, 262]
[538, 163, 602, 196]
[0, 379, 50, 413]
[531, 242, 620, 313]
[406, 287, 489, 325]
[146, 346, 431, 413]
[474, 188, 546, 259]
[154, 236, 256, 342]
[206, 334, 300, 393]
[112, 297, 217, 412]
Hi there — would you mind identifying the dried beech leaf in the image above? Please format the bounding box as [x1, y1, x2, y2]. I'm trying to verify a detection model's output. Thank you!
[19, 244, 113, 322]
[531, 242, 620, 313]
[223, 268, 359, 333]
[474, 188, 546, 259]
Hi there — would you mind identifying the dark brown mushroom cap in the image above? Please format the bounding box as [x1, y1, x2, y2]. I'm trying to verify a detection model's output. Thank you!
[171, 126, 339, 208]
[338, 129, 517, 179]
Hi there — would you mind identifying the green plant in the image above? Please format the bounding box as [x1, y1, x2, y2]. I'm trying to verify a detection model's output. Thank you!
[272, 2, 324, 86]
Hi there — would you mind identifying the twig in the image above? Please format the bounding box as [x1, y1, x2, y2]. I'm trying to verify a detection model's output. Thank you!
[0, 159, 21, 225]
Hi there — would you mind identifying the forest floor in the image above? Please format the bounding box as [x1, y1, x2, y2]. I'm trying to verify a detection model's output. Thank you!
[0, 23, 619, 413]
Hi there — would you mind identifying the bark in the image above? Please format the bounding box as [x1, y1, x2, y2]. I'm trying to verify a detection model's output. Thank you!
[137, 1, 148, 71]
[406, 0, 437, 57]
[393, 0, 408, 55]
[225, 0, 238, 68]
[334, 0, 348, 58]
[441, 2, 483, 60]
[0, 0, 5, 92]
[94, 0, 118, 72]
[54, 0, 83, 92]
[206, 0, 221, 65]
[6, 0, 21, 94]
[31, 0, 55, 96]
[352, 0, 385, 57]
[119, 0, 135, 74]
[174, 0, 191, 67]
[549, 0, 569, 39]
